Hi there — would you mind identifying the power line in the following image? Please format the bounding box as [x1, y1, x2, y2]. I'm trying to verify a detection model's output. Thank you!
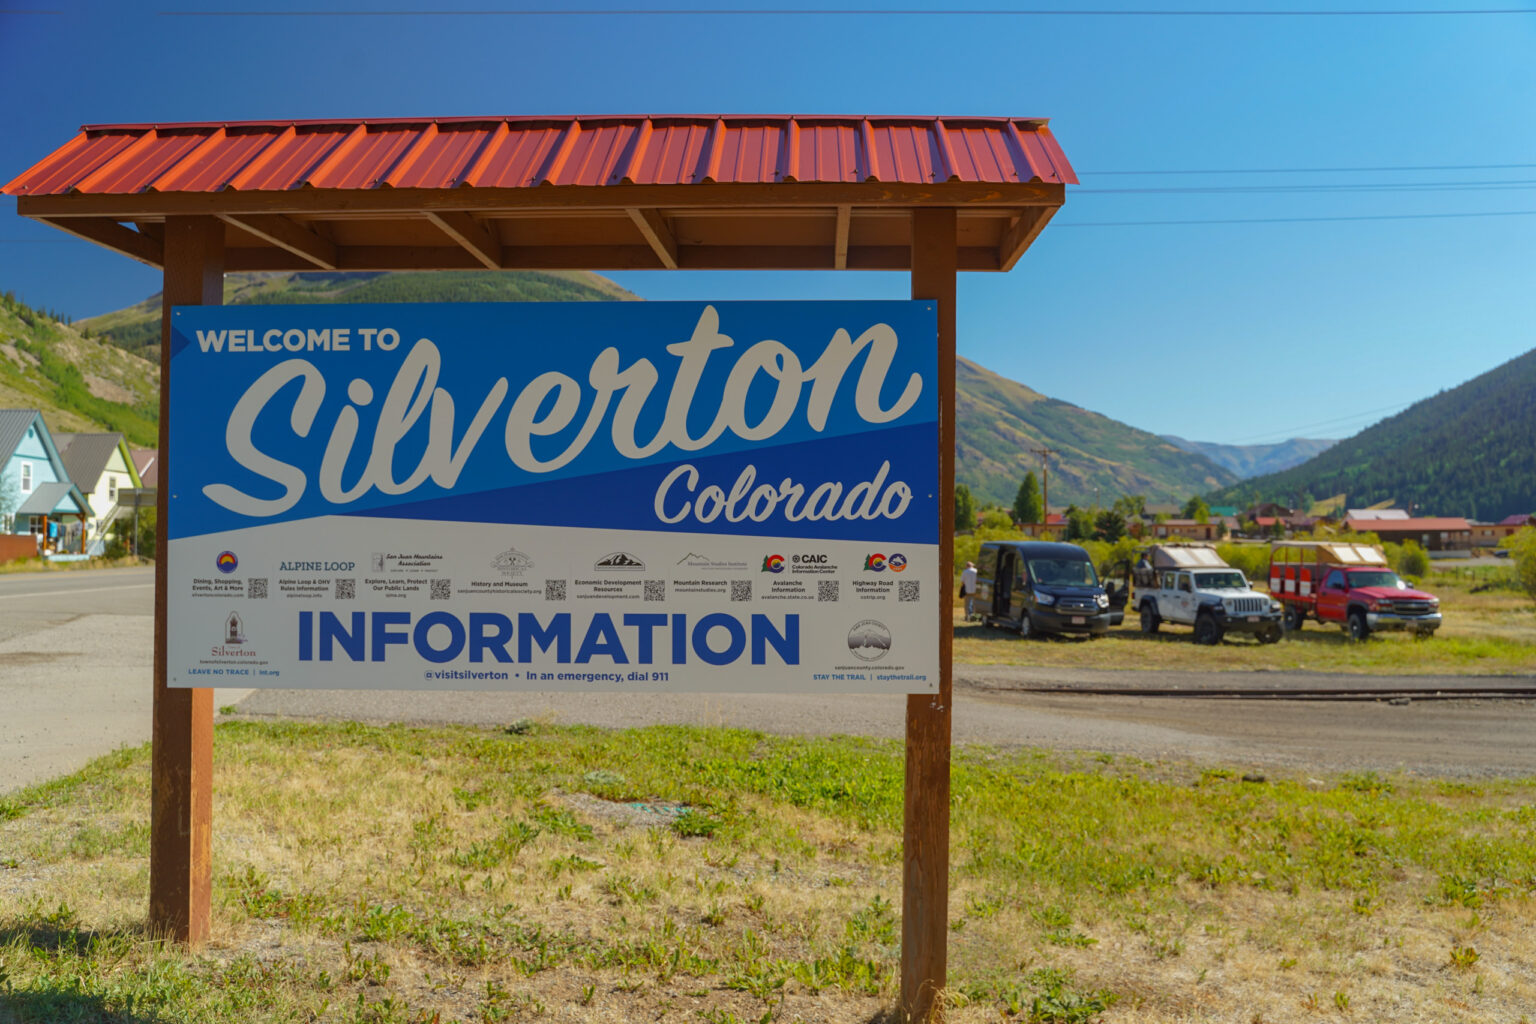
[1225, 401, 1417, 444]
[1055, 208, 1536, 226]
[1076, 179, 1536, 194]
[1086, 162, 1536, 176]
[156, 7, 1536, 16]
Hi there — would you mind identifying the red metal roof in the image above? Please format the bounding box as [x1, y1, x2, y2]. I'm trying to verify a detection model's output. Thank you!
[1344, 517, 1472, 531]
[4, 115, 1076, 196]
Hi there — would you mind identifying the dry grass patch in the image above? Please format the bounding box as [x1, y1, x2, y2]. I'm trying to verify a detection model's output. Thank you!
[3, 723, 1536, 1023]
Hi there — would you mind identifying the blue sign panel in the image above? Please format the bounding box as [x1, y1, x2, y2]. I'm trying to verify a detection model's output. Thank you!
[167, 302, 938, 692]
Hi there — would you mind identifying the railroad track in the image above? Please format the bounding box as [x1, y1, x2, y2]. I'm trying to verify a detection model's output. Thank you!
[997, 685, 1536, 701]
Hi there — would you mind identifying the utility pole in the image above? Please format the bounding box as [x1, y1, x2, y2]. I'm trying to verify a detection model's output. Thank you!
[1030, 447, 1058, 529]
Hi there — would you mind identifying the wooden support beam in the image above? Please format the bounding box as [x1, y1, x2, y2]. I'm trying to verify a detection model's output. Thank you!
[424, 210, 503, 270]
[38, 217, 163, 267]
[997, 206, 1057, 272]
[834, 205, 851, 269]
[903, 206, 956, 1024]
[217, 213, 337, 270]
[150, 216, 222, 947]
[626, 207, 678, 269]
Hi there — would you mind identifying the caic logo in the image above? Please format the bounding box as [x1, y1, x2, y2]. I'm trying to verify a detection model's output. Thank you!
[595, 552, 645, 571]
[491, 547, 535, 576]
[888, 553, 908, 573]
[846, 619, 892, 661]
[762, 554, 786, 573]
[863, 553, 887, 572]
[792, 554, 828, 565]
[216, 551, 239, 574]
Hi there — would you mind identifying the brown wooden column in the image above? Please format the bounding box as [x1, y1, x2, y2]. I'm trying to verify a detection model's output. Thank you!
[150, 216, 224, 945]
[902, 207, 957, 1023]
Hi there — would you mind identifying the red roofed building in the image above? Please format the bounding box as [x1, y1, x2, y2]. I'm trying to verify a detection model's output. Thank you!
[1344, 517, 1472, 552]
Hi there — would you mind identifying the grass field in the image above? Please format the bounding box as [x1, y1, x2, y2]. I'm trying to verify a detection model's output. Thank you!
[3, 722, 1536, 1023]
[954, 571, 1536, 676]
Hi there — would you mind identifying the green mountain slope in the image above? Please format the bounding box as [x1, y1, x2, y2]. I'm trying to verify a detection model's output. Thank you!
[82, 270, 639, 358]
[47, 272, 1230, 510]
[1210, 347, 1536, 521]
[957, 357, 1237, 508]
[0, 291, 160, 446]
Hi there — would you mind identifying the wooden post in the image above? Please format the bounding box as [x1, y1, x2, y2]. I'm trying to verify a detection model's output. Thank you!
[150, 216, 224, 945]
[902, 207, 956, 1023]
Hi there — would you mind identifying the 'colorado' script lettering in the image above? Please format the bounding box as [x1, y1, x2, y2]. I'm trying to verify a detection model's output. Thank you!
[202, 306, 923, 521]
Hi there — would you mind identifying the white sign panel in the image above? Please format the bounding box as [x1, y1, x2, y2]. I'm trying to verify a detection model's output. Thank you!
[168, 302, 938, 692]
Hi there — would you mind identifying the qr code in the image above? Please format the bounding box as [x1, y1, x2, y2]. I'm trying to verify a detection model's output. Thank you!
[644, 580, 665, 602]
[430, 579, 451, 600]
[334, 578, 354, 600]
[730, 580, 751, 602]
[249, 577, 268, 599]
[898, 580, 920, 602]
[817, 580, 839, 602]
[545, 579, 567, 601]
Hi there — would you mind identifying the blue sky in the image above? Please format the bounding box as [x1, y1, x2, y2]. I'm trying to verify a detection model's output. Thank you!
[2, 1, 1533, 447]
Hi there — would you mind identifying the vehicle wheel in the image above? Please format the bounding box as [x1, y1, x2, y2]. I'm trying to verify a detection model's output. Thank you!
[1017, 613, 1034, 640]
[1257, 624, 1283, 645]
[1139, 604, 1161, 635]
[1284, 606, 1306, 632]
[1193, 614, 1222, 646]
[1347, 610, 1371, 641]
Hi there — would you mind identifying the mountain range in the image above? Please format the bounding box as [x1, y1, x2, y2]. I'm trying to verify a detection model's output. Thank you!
[1162, 435, 1337, 480]
[1210, 346, 1536, 521]
[20, 270, 1514, 518]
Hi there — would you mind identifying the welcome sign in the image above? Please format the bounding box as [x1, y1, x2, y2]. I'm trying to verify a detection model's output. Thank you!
[167, 302, 938, 692]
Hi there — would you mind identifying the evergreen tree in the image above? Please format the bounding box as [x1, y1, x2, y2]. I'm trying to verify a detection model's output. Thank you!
[1013, 472, 1043, 525]
[954, 483, 976, 533]
[1094, 509, 1125, 542]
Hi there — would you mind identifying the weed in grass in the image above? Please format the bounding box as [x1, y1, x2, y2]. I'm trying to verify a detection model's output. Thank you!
[1333, 990, 1351, 1011]
[450, 820, 541, 871]
[1450, 945, 1481, 970]
[673, 808, 721, 838]
[530, 805, 594, 841]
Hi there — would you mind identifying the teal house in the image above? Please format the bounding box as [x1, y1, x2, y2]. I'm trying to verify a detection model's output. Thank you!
[0, 409, 92, 556]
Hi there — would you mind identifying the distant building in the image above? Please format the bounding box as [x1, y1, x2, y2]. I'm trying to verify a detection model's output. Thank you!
[1344, 516, 1472, 552]
[1471, 514, 1533, 546]
[0, 409, 92, 556]
[130, 448, 158, 488]
[1346, 508, 1410, 521]
[55, 432, 142, 554]
[1150, 518, 1218, 541]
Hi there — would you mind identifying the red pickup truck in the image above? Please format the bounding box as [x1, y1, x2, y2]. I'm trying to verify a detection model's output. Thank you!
[1268, 541, 1442, 640]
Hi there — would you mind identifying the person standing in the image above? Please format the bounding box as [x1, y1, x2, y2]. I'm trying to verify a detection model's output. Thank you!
[960, 560, 979, 620]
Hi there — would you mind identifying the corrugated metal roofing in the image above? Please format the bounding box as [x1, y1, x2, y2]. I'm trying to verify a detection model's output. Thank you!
[4, 116, 1076, 196]
[0, 409, 41, 462]
[1345, 517, 1472, 532]
[54, 432, 125, 490]
[17, 481, 86, 517]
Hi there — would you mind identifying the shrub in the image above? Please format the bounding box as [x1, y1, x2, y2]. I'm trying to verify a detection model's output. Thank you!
[1502, 527, 1536, 605]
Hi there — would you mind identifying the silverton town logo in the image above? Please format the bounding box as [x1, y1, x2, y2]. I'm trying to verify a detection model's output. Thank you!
[846, 619, 892, 661]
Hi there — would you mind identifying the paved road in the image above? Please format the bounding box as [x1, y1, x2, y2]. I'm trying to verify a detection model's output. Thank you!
[2, 567, 1534, 791]
[0, 567, 250, 792]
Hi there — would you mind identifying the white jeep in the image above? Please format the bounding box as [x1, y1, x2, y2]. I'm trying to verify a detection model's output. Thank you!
[1133, 545, 1284, 645]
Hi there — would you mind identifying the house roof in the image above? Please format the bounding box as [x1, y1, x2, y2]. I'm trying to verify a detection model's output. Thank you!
[4, 115, 1075, 274]
[1499, 513, 1534, 526]
[131, 448, 158, 487]
[1346, 508, 1409, 520]
[54, 432, 127, 492]
[1345, 517, 1471, 532]
[16, 481, 89, 517]
[0, 409, 42, 462]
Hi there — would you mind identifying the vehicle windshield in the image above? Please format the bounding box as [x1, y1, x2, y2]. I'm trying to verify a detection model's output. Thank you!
[1349, 570, 1408, 590]
[1193, 571, 1248, 590]
[1028, 558, 1098, 587]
